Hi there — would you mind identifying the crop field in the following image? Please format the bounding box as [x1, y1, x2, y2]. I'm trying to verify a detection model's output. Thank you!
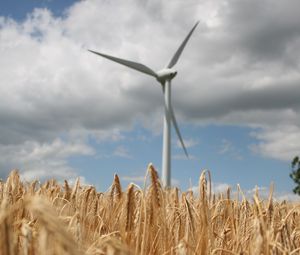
[1, 165, 300, 255]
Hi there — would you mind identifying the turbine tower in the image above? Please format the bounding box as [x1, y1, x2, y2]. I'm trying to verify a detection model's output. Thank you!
[89, 21, 199, 188]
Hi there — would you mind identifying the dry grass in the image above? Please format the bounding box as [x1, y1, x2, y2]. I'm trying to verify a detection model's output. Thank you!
[1, 165, 300, 254]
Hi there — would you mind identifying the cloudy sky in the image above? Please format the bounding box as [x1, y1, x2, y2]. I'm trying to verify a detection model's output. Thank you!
[1, 0, 300, 199]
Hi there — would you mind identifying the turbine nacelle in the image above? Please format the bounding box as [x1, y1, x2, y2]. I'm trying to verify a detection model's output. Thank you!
[156, 68, 177, 83]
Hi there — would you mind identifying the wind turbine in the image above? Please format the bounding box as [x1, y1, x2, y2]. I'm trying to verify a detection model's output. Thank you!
[89, 21, 199, 188]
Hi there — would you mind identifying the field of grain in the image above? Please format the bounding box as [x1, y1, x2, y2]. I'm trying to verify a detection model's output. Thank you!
[1, 164, 300, 254]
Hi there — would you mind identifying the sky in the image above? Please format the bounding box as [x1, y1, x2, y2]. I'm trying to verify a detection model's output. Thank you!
[1, 0, 300, 200]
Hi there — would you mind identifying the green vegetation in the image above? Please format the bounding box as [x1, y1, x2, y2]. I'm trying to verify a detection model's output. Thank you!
[290, 156, 300, 195]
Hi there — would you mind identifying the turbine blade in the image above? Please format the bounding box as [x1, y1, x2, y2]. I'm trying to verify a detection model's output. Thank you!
[169, 104, 189, 158]
[162, 81, 189, 158]
[162, 84, 189, 158]
[88, 50, 158, 78]
[166, 21, 199, 68]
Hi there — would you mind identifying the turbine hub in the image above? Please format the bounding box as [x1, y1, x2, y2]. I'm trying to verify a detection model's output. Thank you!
[156, 68, 177, 83]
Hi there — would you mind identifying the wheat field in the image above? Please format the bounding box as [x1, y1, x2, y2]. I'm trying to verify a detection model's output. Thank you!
[0, 164, 300, 255]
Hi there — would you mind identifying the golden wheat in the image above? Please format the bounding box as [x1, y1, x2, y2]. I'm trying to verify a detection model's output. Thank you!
[0, 166, 300, 254]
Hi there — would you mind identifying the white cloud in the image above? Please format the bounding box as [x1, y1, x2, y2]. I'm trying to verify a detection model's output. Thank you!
[213, 182, 231, 193]
[189, 183, 300, 202]
[189, 182, 231, 195]
[250, 125, 300, 161]
[245, 185, 300, 202]
[121, 174, 179, 186]
[176, 138, 199, 149]
[172, 154, 197, 160]
[121, 175, 145, 183]
[275, 192, 300, 202]
[0, 138, 95, 181]
[113, 145, 132, 159]
[219, 139, 243, 160]
[219, 139, 232, 154]
[171, 178, 180, 187]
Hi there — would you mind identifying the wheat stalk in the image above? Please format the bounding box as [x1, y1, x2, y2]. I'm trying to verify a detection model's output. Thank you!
[0, 168, 300, 254]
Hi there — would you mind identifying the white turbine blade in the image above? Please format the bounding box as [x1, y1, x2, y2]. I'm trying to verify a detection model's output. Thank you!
[162, 84, 189, 158]
[166, 21, 199, 68]
[169, 104, 189, 158]
[88, 50, 158, 78]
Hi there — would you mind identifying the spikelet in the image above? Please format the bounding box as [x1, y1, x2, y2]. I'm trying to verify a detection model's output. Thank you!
[173, 187, 179, 207]
[125, 184, 135, 232]
[64, 180, 71, 201]
[114, 174, 122, 200]
[183, 194, 195, 243]
[197, 170, 210, 254]
[110, 174, 122, 203]
[1, 167, 300, 254]
[199, 170, 208, 207]
[70, 177, 80, 202]
[148, 163, 162, 208]
[4, 169, 21, 203]
[226, 187, 231, 200]
[0, 179, 3, 200]
[267, 182, 274, 224]
[29, 180, 39, 195]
